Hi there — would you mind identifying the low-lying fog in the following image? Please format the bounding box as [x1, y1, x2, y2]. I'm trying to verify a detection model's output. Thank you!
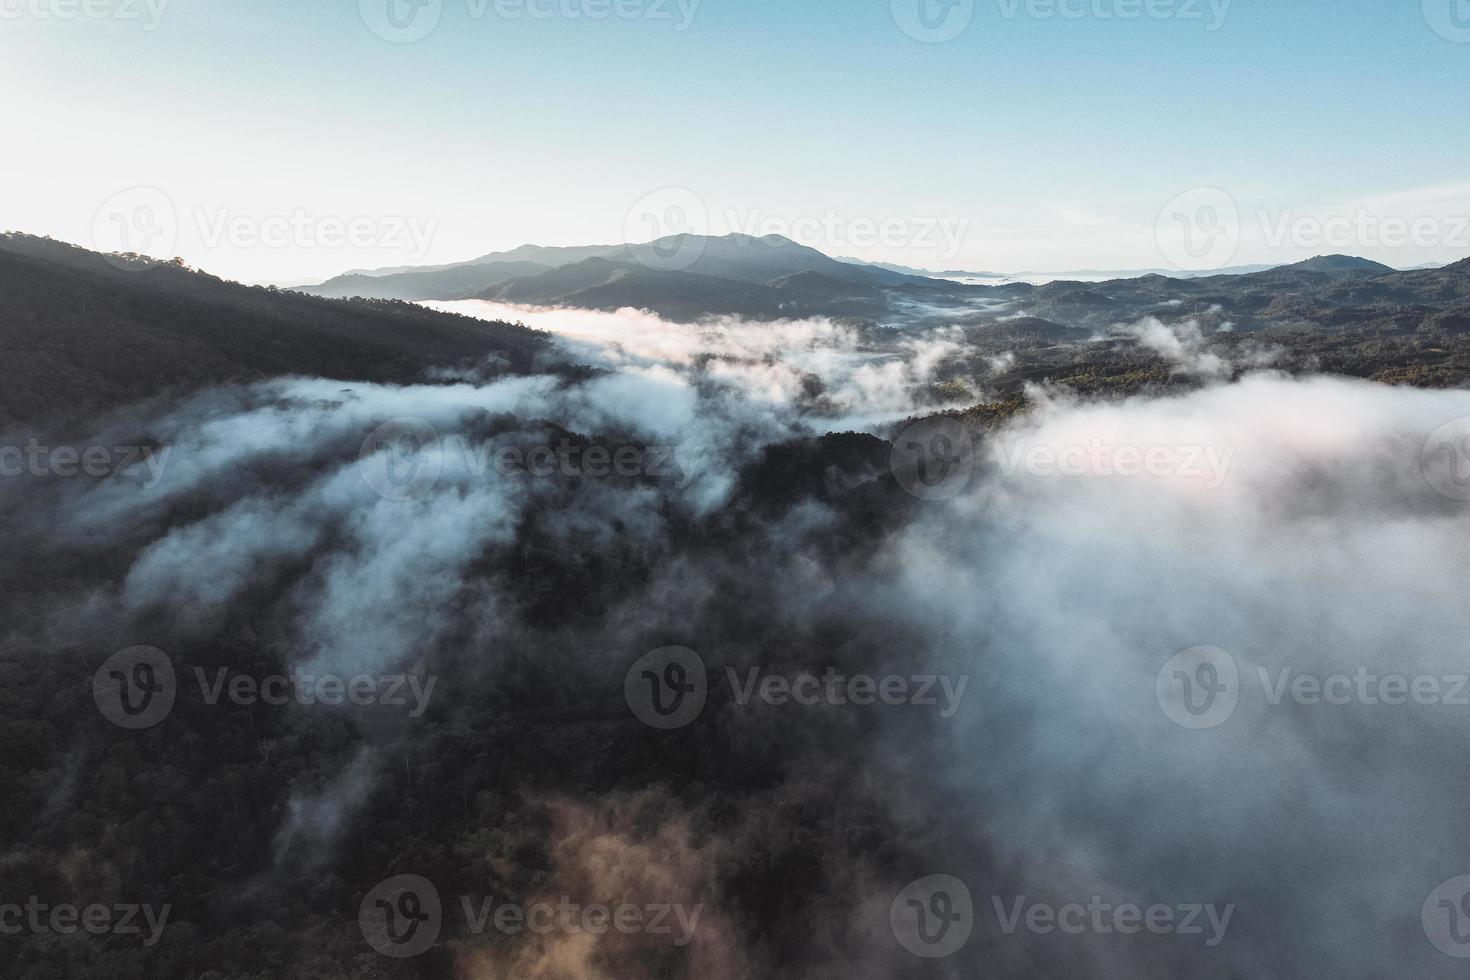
[8, 300, 1470, 977]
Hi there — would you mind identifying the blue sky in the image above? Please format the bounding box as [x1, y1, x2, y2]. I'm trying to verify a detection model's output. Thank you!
[3, 0, 1468, 282]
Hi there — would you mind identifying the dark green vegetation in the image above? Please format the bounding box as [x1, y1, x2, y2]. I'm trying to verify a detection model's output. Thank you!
[1, 235, 1468, 978]
[0, 234, 550, 430]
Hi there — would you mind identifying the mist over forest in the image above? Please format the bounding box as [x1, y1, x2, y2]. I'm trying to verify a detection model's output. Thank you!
[5, 229, 1470, 976]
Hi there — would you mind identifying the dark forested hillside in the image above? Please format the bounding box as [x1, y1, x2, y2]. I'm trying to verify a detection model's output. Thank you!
[0, 235, 550, 430]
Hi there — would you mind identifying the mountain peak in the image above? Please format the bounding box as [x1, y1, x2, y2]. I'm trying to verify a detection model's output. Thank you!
[1283, 254, 1395, 274]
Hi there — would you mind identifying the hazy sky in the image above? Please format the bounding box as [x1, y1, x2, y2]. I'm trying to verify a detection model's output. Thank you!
[3, 0, 1468, 283]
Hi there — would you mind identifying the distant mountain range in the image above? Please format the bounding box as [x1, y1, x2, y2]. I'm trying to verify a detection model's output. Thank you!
[305, 239, 1445, 310]
[293, 235, 1469, 334]
[5, 231, 1469, 432]
[300, 234, 949, 320]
